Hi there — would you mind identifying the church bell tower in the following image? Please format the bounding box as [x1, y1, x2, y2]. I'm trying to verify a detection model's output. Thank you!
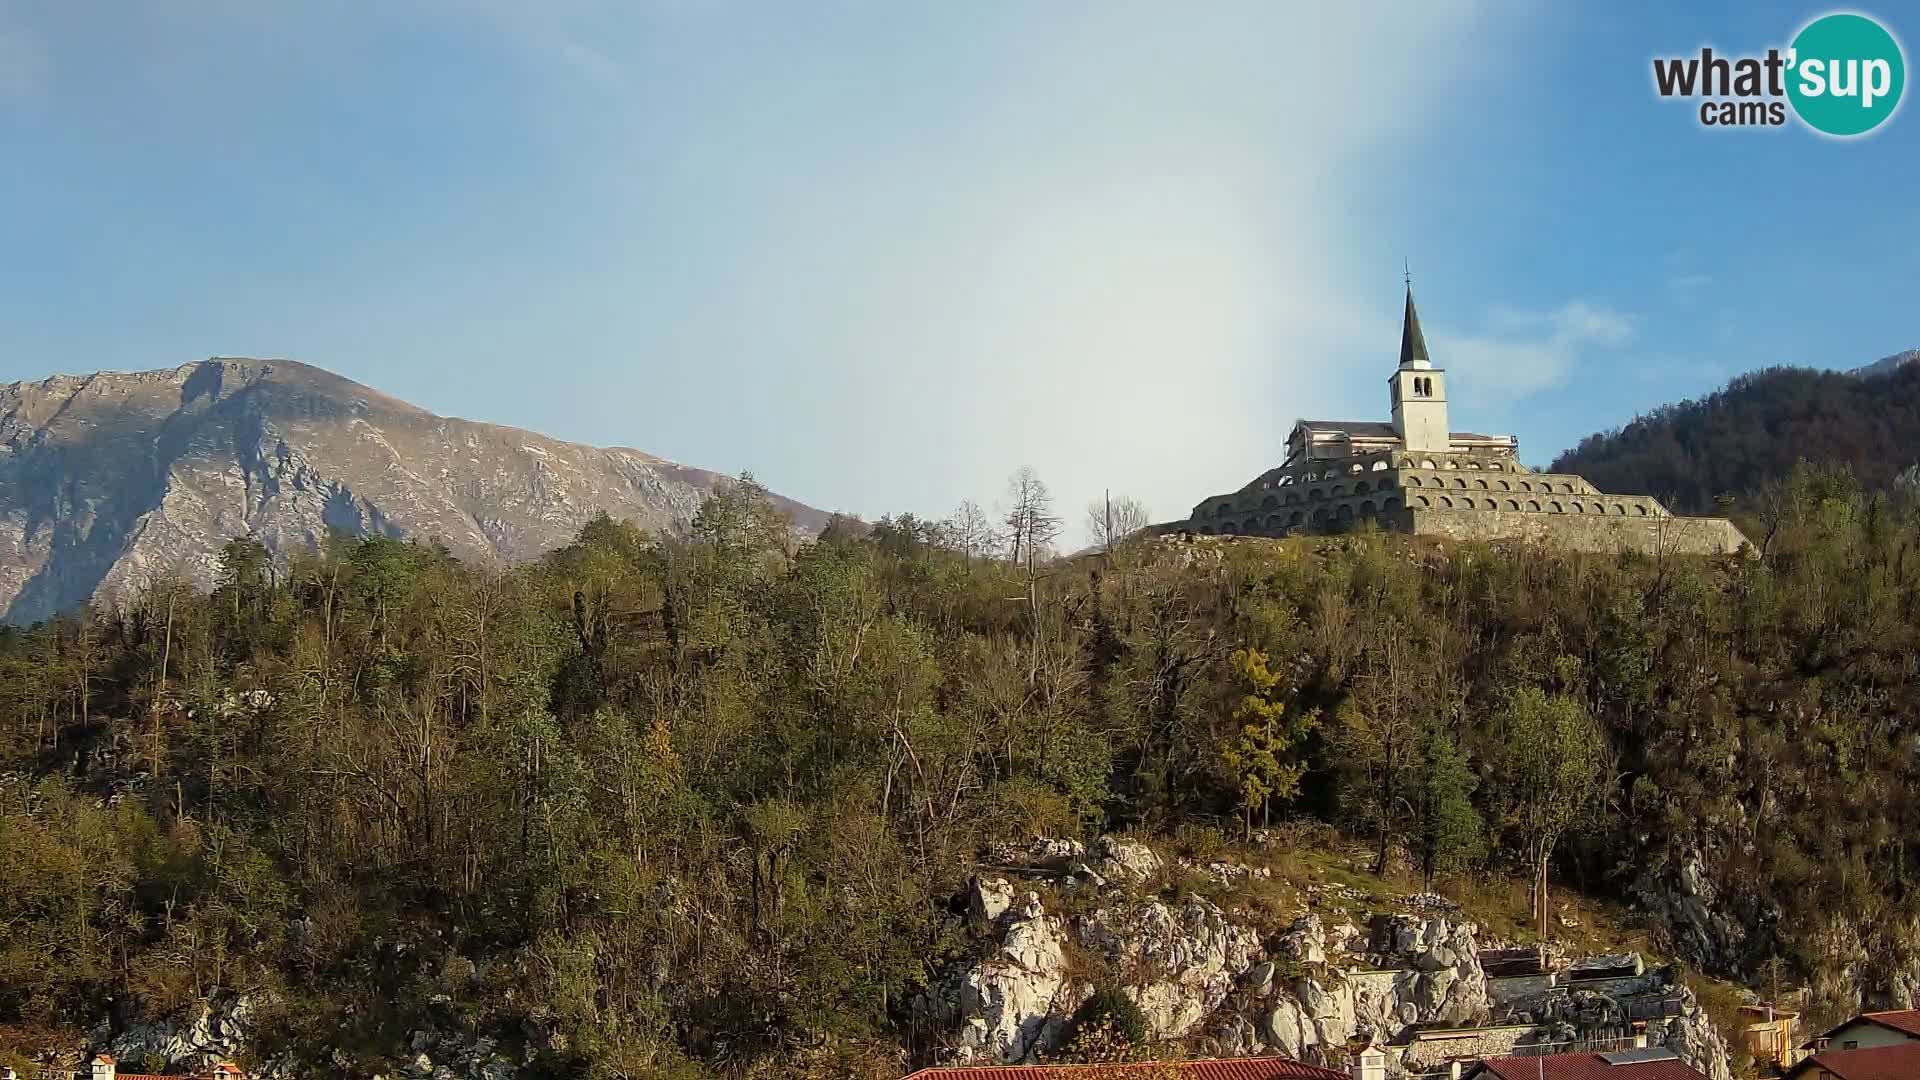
[1389, 285, 1450, 454]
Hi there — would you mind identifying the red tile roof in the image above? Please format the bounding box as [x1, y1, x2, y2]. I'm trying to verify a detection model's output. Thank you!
[1861, 1009, 1920, 1037]
[1471, 1051, 1707, 1080]
[901, 1059, 1346, 1080]
[1788, 1041, 1920, 1080]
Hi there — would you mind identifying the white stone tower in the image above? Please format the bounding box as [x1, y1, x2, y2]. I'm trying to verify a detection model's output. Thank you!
[1389, 285, 1450, 453]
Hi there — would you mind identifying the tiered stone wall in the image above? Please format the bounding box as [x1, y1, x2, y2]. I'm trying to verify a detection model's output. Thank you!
[1405, 508, 1747, 556]
[1176, 448, 1749, 557]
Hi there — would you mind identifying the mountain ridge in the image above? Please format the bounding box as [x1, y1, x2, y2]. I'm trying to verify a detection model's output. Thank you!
[0, 357, 830, 623]
[1547, 355, 1920, 514]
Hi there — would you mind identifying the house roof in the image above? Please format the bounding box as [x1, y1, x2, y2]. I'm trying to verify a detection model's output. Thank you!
[900, 1058, 1346, 1080]
[1786, 1041, 1920, 1080]
[1468, 1049, 1707, 1080]
[1806, 1008, 1920, 1047]
[1860, 1009, 1920, 1037]
[1292, 420, 1505, 442]
[1479, 948, 1547, 979]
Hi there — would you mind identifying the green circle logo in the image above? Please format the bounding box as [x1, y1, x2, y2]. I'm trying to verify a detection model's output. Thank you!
[1787, 12, 1905, 136]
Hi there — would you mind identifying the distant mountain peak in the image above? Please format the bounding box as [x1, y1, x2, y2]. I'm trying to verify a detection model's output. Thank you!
[1848, 348, 1920, 378]
[0, 358, 829, 623]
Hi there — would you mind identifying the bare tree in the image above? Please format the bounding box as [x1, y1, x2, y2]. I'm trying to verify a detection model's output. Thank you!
[1002, 468, 1062, 687]
[1085, 492, 1151, 552]
[1003, 467, 1062, 566]
[939, 499, 999, 565]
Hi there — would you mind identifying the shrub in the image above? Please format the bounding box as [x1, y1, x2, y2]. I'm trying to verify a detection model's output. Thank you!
[1069, 986, 1149, 1049]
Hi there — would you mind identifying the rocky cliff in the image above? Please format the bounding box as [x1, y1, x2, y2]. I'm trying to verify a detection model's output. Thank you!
[0, 358, 829, 623]
[915, 837, 1735, 1080]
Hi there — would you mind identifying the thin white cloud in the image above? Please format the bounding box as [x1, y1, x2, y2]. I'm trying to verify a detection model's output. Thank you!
[1434, 301, 1640, 402]
[1667, 272, 1712, 302]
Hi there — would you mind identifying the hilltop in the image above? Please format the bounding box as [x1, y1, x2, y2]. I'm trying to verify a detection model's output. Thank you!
[1547, 356, 1920, 514]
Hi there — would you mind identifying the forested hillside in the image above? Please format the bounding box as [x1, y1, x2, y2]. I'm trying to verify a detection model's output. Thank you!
[1549, 362, 1920, 513]
[2, 468, 1918, 1078]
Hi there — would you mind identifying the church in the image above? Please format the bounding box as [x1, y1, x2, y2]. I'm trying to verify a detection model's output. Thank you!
[1170, 288, 1750, 556]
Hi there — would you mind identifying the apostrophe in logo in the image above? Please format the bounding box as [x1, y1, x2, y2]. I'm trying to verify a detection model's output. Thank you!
[1787, 13, 1904, 135]
[1651, 10, 1905, 137]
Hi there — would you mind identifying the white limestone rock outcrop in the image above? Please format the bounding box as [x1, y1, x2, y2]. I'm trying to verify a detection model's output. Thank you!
[928, 892, 1078, 1063]
[1078, 897, 1265, 1038]
[96, 991, 273, 1073]
[1093, 837, 1164, 884]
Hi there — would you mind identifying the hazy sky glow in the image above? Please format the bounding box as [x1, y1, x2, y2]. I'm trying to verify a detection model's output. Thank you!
[2, 1, 1915, 541]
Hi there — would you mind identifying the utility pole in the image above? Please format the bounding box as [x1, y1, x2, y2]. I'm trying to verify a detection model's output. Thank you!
[1105, 488, 1113, 555]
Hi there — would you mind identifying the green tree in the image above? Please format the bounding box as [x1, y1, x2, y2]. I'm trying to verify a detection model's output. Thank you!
[1495, 686, 1605, 940]
[1413, 723, 1482, 891]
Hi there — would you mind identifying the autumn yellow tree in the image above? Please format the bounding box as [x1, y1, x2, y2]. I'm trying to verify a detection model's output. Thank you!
[1219, 648, 1317, 837]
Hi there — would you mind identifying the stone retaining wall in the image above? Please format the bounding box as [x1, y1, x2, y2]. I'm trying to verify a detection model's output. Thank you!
[1404, 508, 1748, 556]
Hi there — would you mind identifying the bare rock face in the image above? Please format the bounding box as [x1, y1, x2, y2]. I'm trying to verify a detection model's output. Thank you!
[0, 358, 829, 623]
[1077, 897, 1265, 1038]
[1092, 836, 1164, 884]
[1633, 847, 1755, 975]
[96, 990, 272, 1073]
[1650, 987, 1736, 1080]
[934, 892, 1077, 1063]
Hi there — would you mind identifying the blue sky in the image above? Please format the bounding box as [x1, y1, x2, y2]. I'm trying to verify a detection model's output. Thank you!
[1, 1, 1914, 539]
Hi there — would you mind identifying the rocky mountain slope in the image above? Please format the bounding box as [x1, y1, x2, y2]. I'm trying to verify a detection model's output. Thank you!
[0, 358, 829, 623]
[1548, 356, 1920, 514]
[1847, 348, 1920, 379]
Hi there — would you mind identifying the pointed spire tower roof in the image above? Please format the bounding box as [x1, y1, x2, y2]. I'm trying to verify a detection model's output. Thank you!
[1398, 284, 1433, 370]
